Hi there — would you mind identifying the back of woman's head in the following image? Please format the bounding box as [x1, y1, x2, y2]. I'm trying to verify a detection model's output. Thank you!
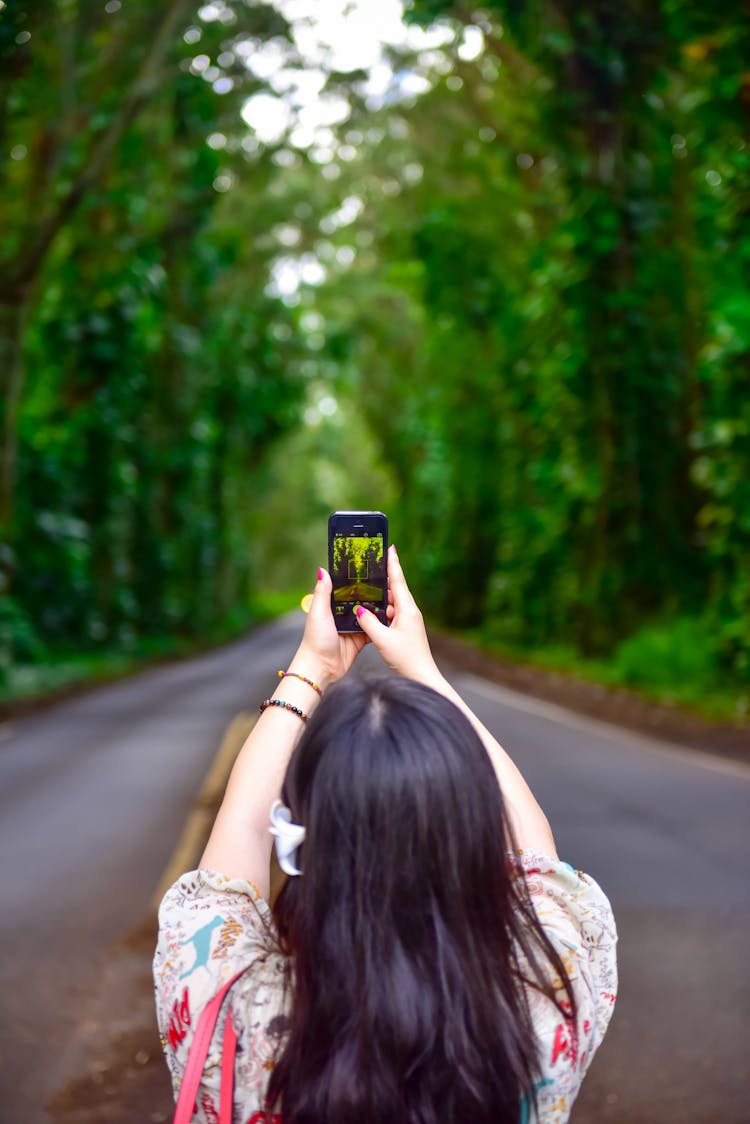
[268, 676, 566, 1124]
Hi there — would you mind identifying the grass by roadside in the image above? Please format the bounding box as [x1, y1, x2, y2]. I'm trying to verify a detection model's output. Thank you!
[0, 590, 307, 717]
[464, 622, 749, 726]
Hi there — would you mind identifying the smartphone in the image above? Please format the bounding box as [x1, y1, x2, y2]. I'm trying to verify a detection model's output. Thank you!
[328, 510, 389, 633]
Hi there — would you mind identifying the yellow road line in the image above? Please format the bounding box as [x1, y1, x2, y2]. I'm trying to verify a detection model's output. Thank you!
[150, 712, 257, 909]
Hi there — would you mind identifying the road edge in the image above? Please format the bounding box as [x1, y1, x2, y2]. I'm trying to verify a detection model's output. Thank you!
[430, 630, 749, 764]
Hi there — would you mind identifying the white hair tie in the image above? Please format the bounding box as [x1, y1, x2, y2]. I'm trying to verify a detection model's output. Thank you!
[269, 799, 306, 876]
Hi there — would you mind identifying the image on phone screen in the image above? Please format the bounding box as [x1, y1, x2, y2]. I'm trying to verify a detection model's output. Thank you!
[332, 534, 385, 602]
[329, 513, 388, 631]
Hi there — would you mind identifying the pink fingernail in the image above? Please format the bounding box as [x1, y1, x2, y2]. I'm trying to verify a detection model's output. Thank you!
[355, 605, 364, 618]
[318, 567, 324, 581]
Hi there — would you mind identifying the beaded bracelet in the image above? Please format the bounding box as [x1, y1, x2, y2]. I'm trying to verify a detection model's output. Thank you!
[259, 698, 308, 723]
[277, 669, 324, 697]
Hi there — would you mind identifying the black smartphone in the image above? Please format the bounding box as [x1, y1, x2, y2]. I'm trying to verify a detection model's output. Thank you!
[328, 510, 389, 633]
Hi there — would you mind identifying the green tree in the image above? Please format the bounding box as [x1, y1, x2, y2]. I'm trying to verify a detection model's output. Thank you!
[1, 0, 309, 663]
[301, 0, 749, 682]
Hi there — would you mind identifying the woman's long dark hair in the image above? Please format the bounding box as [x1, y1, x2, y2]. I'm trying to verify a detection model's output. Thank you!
[267, 676, 576, 1124]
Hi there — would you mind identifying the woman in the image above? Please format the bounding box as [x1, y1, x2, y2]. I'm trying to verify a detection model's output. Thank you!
[154, 545, 617, 1123]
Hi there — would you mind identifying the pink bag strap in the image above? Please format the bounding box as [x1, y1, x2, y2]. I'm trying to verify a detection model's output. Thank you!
[220, 1009, 239, 1121]
[172, 967, 249, 1124]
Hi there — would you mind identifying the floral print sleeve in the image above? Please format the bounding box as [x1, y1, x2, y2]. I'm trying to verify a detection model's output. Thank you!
[153, 869, 289, 1124]
[509, 851, 618, 1123]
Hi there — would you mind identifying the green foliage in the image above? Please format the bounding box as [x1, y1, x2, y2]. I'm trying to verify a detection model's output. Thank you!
[325, 0, 750, 690]
[1, 0, 747, 717]
[1, 0, 308, 656]
[611, 617, 720, 693]
[245, 399, 398, 594]
[332, 536, 384, 574]
[0, 595, 45, 682]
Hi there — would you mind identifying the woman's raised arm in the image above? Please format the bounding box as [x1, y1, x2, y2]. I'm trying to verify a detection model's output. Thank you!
[199, 568, 369, 896]
[355, 547, 558, 858]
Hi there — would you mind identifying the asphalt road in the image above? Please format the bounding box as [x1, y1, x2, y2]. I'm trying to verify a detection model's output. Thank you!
[0, 615, 748, 1123]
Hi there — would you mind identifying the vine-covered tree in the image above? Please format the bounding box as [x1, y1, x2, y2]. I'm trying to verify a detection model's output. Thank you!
[1, 0, 308, 665]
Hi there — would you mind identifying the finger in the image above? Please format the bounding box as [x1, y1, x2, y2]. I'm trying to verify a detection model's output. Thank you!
[386, 545, 417, 612]
[386, 604, 395, 621]
[344, 632, 369, 655]
[308, 566, 332, 620]
[355, 604, 390, 643]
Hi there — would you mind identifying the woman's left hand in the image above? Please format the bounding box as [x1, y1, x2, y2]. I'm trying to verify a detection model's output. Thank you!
[291, 567, 369, 689]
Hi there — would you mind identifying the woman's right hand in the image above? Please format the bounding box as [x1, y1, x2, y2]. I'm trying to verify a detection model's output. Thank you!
[355, 545, 442, 686]
[359, 547, 559, 859]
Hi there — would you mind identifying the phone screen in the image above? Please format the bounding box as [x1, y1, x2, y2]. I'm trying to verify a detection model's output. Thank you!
[329, 512, 388, 632]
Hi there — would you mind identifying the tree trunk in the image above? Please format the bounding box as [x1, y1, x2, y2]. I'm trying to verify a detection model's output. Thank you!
[0, 0, 193, 591]
[0, 289, 30, 586]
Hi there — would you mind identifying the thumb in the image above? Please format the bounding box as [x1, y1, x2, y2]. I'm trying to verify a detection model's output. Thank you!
[354, 604, 389, 643]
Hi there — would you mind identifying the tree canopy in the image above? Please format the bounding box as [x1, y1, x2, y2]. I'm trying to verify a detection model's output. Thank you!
[1, 0, 747, 714]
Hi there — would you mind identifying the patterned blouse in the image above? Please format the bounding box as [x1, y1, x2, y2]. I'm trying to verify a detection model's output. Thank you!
[153, 853, 617, 1124]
